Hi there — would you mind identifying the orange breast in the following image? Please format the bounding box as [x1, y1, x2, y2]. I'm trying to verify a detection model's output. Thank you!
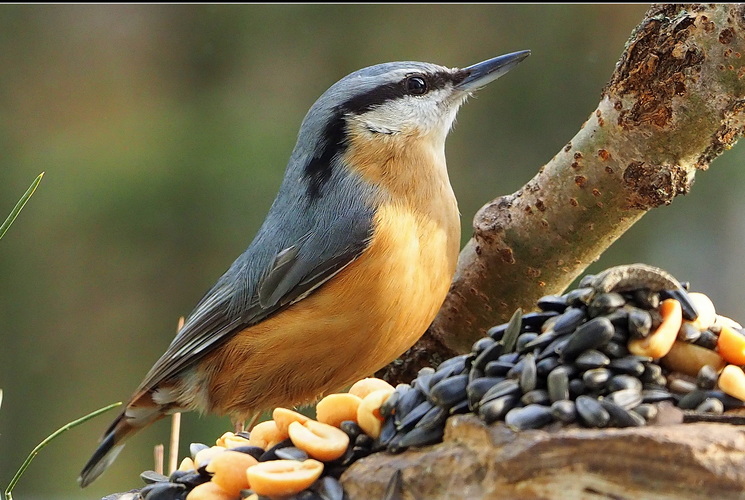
[199, 196, 459, 419]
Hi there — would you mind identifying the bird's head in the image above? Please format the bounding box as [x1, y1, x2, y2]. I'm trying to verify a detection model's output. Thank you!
[291, 51, 530, 199]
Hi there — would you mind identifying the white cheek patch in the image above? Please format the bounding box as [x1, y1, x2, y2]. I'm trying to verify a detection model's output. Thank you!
[354, 88, 461, 137]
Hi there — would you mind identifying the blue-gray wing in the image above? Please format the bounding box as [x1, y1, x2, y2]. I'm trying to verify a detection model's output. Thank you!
[134, 200, 375, 395]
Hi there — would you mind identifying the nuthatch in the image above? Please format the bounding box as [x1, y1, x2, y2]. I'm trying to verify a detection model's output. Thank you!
[79, 50, 530, 486]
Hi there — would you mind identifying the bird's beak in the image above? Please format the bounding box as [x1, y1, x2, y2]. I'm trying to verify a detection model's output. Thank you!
[456, 50, 531, 91]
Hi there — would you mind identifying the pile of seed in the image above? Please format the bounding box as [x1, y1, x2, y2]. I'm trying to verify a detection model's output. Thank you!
[131, 377, 397, 500]
[128, 264, 745, 500]
[376, 264, 745, 453]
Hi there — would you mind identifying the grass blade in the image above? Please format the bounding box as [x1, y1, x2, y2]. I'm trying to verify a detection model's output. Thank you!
[0, 172, 44, 241]
[4, 401, 121, 500]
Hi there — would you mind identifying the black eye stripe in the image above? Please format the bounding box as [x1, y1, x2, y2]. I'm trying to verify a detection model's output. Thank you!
[340, 70, 460, 115]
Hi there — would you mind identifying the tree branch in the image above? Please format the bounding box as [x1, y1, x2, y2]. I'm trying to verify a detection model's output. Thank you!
[379, 3, 745, 383]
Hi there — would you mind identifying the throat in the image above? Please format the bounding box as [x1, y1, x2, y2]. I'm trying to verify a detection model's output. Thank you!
[343, 132, 455, 208]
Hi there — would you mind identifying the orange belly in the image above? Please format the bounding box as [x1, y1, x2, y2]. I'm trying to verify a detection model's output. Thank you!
[197, 201, 459, 419]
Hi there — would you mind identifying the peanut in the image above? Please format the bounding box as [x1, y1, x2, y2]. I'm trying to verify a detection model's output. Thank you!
[288, 419, 350, 461]
[246, 459, 324, 497]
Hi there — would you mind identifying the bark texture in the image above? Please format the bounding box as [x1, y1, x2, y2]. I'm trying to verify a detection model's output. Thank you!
[342, 415, 745, 500]
[380, 3, 745, 384]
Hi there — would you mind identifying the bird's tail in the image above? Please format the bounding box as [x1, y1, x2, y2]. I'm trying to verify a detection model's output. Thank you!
[78, 395, 166, 488]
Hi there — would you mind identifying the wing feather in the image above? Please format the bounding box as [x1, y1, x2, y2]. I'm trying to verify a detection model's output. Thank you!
[133, 198, 375, 395]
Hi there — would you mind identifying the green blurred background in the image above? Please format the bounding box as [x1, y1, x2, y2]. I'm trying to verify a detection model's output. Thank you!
[3, 4, 744, 499]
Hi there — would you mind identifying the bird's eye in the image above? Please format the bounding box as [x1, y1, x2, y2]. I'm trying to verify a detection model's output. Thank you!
[406, 76, 428, 95]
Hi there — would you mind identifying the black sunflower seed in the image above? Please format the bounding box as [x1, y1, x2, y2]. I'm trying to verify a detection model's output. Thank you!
[599, 399, 645, 427]
[290, 489, 323, 500]
[600, 341, 630, 359]
[561, 317, 614, 360]
[607, 374, 643, 393]
[639, 363, 666, 386]
[480, 379, 521, 406]
[550, 399, 577, 423]
[660, 288, 698, 321]
[429, 363, 461, 389]
[521, 389, 551, 406]
[398, 424, 444, 449]
[608, 388, 643, 410]
[564, 287, 594, 306]
[538, 337, 570, 361]
[696, 365, 719, 390]
[171, 470, 208, 488]
[574, 349, 610, 370]
[228, 445, 266, 461]
[275, 446, 309, 461]
[519, 353, 538, 393]
[576, 395, 610, 428]
[516, 332, 539, 352]
[703, 390, 745, 410]
[605, 308, 630, 327]
[632, 403, 657, 421]
[504, 404, 554, 430]
[547, 366, 571, 402]
[633, 289, 660, 310]
[450, 399, 470, 415]
[524, 330, 562, 352]
[140, 470, 169, 484]
[479, 394, 520, 424]
[487, 323, 508, 341]
[627, 307, 653, 338]
[379, 387, 403, 419]
[259, 438, 293, 462]
[609, 356, 646, 376]
[394, 387, 426, 427]
[677, 322, 702, 343]
[588, 292, 626, 317]
[310, 476, 345, 500]
[396, 400, 434, 432]
[141, 482, 187, 500]
[467, 376, 505, 410]
[553, 307, 588, 335]
[695, 398, 724, 414]
[484, 360, 515, 377]
[568, 378, 587, 398]
[641, 388, 676, 404]
[429, 374, 468, 408]
[472, 337, 496, 354]
[339, 420, 363, 441]
[501, 308, 524, 353]
[522, 311, 560, 329]
[415, 405, 449, 432]
[536, 356, 561, 377]
[582, 368, 611, 390]
[668, 377, 698, 395]
[436, 354, 471, 376]
[472, 341, 506, 373]
[377, 415, 398, 448]
[537, 295, 568, 313]
[693, 329, 718, 349]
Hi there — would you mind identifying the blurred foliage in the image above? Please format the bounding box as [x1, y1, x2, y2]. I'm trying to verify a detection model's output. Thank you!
[5, 403, 121, 500]
[2, 5, 745, 499]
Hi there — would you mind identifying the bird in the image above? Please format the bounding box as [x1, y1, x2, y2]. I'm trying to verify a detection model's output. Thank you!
[78, 49, 530, 487]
